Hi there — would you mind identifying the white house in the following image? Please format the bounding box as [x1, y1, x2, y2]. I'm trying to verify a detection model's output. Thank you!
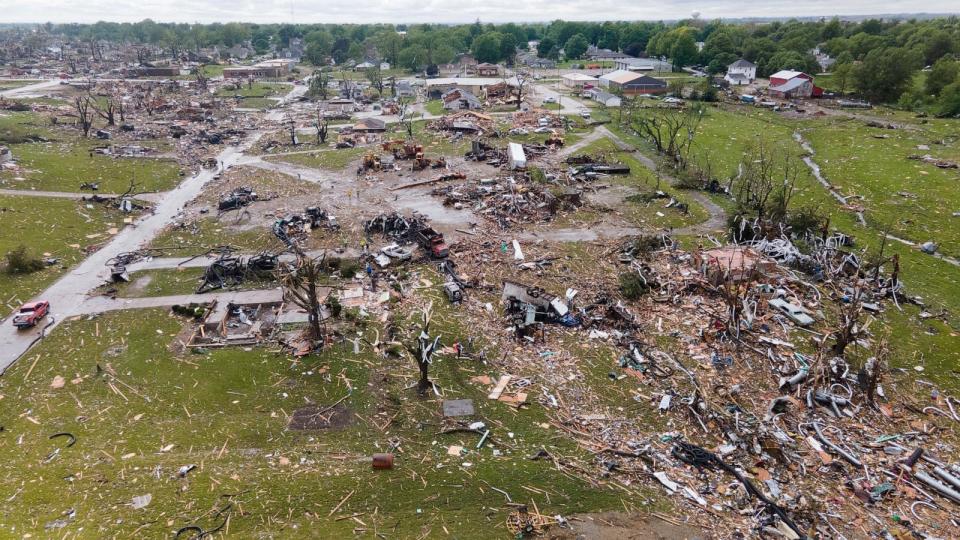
[725, 59, 756, 86]
[592, 90, 621, 107]
[561, 73, 598, 89]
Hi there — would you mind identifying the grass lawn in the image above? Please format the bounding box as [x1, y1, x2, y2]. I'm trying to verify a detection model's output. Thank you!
[0, 194, 135, 308]
[424, 99, 445, 116]
[264, 146, 364, 171]
[802, 115, 960, 256]
[0, 111, 183, 193]
[611, 103, 960, 389]
[102, 267, 278, 298]
[562, 136, 710, 230]
[217, 82, 288, 109]
[0, 79, 41, 91]
[0, 286, 649, 537]
[151, 216, 283, 252]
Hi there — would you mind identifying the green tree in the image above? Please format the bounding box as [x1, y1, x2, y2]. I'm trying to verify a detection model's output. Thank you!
[472, 32, 502, 63]
[925, 57, 959, 96]
[499, 33, 518, 65]
[832, 63, 854, 95]
[564, 34, 589, 60]
[935, 80, 960, 117]
[854, 47, 922, 103]
[376, 31, 403, 66]
[762, 50, 818, 77]
[923, 30, 955, 66]
[669, 33, 698, 68]
[537, 36, 556, 59]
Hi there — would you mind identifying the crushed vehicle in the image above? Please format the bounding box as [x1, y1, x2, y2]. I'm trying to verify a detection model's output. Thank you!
[768, 297, 815, 326]
[218, 187, 258, 211]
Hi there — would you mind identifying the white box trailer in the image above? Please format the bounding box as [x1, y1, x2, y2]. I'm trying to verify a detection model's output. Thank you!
[508, 142, 527, 169]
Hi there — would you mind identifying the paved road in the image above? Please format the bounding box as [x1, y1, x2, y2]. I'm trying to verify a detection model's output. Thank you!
[0, 84, 307, 374]
[79, 288, 282, 315]
[0, 79, 60, 98]
[592, 126, 727, 236]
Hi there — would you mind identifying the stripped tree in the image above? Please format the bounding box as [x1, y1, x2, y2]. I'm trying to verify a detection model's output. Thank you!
[73, 95, 94, 137]
[626, 102, 704, 169]
[404, 303, 441, 395]
[278, 253, 330, 343]
[315, 106, 329, 145]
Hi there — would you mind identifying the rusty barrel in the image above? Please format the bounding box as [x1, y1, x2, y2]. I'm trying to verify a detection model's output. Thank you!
[372, 453, 394, 469]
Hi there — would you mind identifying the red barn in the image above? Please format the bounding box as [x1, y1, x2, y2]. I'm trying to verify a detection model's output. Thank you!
[768, 70, 823, 98]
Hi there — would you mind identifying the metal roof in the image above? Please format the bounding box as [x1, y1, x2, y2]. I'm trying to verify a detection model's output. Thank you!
[769, 70, 805, 80]
[600, 69, 644, 84]
[769, 78, 808, 92]
[729, 59, 756, 68]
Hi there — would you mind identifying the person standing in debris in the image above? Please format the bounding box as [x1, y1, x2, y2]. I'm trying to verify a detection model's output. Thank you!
[454, 342, 462, 358]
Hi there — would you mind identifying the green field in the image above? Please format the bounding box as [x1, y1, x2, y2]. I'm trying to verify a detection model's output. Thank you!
[0, 111, 183, 193]
[0, 286, 649, 537]
[0, 194, 134, 307]
[217, 82, 289, 109]
[264, 146, 364, 171]
[102, 267, 278, 298]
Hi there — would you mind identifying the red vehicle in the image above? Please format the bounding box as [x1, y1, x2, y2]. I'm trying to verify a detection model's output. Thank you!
[415, 227, 449, 258]
[12, 300, 50, 329]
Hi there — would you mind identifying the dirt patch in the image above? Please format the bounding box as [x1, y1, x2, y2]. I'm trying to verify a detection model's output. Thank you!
[548, 512, 707, 540]
[288, 402, 354, 430]
[168, 321, 197, 355]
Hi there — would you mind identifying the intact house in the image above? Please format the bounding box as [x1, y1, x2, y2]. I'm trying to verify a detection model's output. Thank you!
[767, 70, 822, 98]
[441, 88, 483, 110]
[614, 57, 672, 73]
[725, 59, 756, 86]
[585, 45, 630, 60]
[591, 90, 621, 107]
[561, 73, 598, 90]
[599, 70, 667, 96]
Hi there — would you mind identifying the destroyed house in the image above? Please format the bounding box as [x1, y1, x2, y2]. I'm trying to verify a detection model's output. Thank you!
[501, 281, 576, 327]
[425, 77, 517, 99]
[768, 70, 822, 98]
[694, 247, 777, 285]
[441, 88, 483, 110]
[352, 118, 387, 132]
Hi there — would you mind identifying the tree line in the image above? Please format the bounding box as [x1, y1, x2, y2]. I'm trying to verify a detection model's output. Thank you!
[11, 16, 960, 112]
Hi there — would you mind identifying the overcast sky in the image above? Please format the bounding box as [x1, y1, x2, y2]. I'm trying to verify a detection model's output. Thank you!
[6, 0, 958, 24]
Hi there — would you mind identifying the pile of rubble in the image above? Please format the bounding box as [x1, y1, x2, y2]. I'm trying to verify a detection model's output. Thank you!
[431, 174, 584, 228]
[272, 206, 340, 252]
[427, 231, 960, 539]
[430, 111, 495, 135]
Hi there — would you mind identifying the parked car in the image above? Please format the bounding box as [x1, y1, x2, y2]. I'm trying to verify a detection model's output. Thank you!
[12, 300, 50, 329]
[543, 97, 556, 104]
[768, 298, 814, 326]
[580, 110, 591, 118]
[533, 126, 552, 134]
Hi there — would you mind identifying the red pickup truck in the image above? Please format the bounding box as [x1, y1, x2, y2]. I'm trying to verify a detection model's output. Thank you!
[12, 300, 50, 329]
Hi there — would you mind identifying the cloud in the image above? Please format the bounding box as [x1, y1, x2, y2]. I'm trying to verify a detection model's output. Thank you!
[7, 0, 959, 24]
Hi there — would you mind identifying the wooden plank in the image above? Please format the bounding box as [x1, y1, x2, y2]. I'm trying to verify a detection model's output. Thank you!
[487, 375, 511, 400]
